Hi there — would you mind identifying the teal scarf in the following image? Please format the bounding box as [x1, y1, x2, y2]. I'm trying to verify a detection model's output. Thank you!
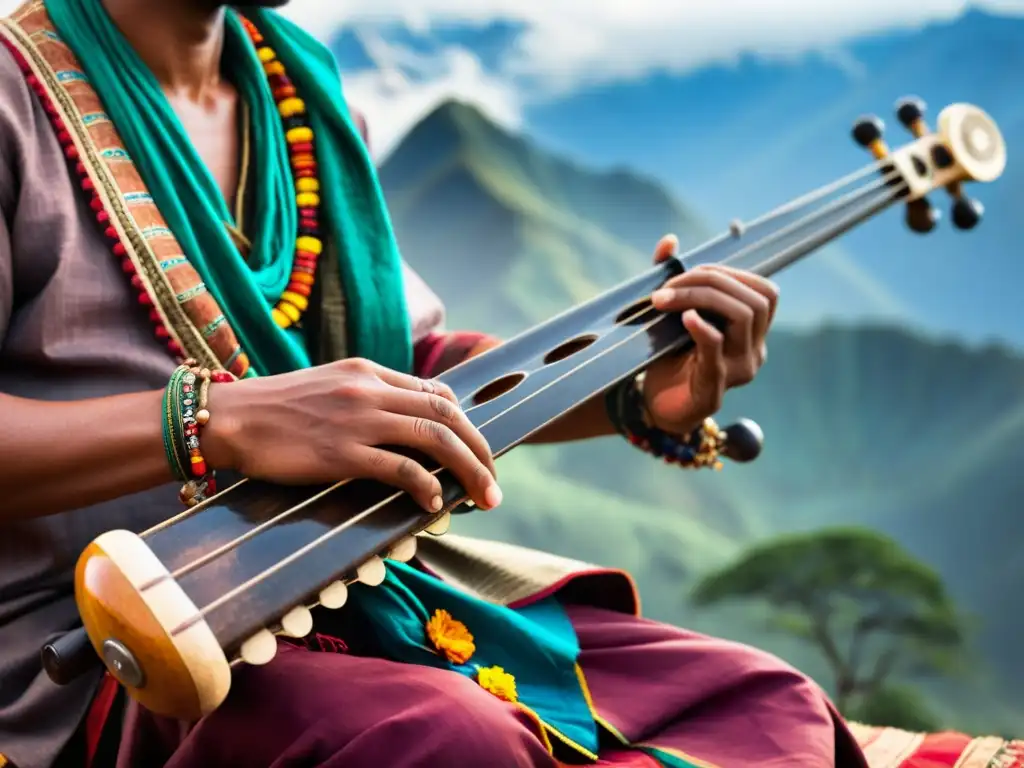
[45, 0, 412, 375]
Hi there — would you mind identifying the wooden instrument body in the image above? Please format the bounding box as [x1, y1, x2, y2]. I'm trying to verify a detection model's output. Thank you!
[66, 102, 1007, 721]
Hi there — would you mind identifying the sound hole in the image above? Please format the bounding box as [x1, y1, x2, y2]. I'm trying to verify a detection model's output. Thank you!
[615, 297, 656, 325]
[472, 372, 527, 406]
[543, 334, 598, 365]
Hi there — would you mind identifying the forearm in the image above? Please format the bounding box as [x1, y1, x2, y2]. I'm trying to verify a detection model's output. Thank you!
[526, 393, 616, 443]
[0, 390, 177, 519]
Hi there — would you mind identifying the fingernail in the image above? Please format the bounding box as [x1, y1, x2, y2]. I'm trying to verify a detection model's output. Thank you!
[430, 495, 444, 512]
[484, 485, 503, 509]
[651, 289, 672, 306]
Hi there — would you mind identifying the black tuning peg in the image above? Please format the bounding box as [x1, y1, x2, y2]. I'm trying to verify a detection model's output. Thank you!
[852, 115, 889, 160]
[951, 196, 984, 230]
[905, 197, 941, 234]
[41, 628, 101, 686]
[895, 96, 929, 138]
[721, 418, 764, 463]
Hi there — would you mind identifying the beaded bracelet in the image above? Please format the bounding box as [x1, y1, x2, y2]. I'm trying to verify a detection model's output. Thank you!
[604, 374, 725, 470]
[162, 360, 232, 507]
[162, 364, 191, 482]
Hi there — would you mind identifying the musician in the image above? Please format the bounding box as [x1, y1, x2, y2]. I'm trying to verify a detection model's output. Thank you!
[0, 1, 868, 767]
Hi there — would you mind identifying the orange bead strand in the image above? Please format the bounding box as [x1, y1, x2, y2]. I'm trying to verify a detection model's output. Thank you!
[240, 16, 324, 331]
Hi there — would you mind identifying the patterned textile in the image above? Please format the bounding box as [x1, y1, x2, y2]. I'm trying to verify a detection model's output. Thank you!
[0, 0, 249, 376]
[5, 726, 1023, 767]
[848, 723, 1024, 768]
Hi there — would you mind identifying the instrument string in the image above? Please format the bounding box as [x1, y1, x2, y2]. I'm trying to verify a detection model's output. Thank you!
[154, 169, 903, 587]
[739, 159, 894, 232]
[714, 171, 901, 271]
[141, 154, 896, 543]
[167, 178, 909, 636]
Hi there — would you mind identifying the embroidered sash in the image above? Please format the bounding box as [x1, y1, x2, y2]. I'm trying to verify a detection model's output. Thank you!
[0, 0, 254, 376]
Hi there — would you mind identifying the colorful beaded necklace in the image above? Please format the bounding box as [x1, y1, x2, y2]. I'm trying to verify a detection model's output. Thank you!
[240, 15, 323, 331]
[9, 14, 324, 355]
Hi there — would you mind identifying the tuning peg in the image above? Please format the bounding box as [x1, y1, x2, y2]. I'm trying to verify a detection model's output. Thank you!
[387, 537, 418, 563]
[423, 511, 451, 536]
[905, 197, 941, 234]
[852, 115, 889, 160]
[720, 418, 764, 463]
[239, 628, 278, 666]
[895, 97, 929, 138]
[951, 196, 984, 230]
[318, 580, 349, 609]
[356, 555, 387, 586]
[279, 605, 314, 638]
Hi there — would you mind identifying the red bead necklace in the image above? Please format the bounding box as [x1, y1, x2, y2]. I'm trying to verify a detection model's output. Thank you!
[240, 15, 324, 332]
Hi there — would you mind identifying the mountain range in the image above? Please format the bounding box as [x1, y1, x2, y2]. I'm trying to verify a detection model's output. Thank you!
[335, 8, 1024, 347]
[376, 99, 1024, 734]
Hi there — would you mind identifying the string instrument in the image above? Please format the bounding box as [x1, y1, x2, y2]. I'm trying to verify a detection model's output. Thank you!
[43, 98, 1007, 721]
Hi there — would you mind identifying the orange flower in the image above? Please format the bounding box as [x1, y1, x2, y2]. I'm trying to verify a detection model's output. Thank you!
[426, 609, 475, 664]
[477, 666, 518, 703]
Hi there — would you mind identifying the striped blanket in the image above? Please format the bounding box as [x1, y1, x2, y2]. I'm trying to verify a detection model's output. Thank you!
[849, 723, 1024, 767]
[4, 727, 1023, 768]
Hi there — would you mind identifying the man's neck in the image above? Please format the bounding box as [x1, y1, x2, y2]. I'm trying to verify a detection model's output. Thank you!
[101, 0, 227, 100]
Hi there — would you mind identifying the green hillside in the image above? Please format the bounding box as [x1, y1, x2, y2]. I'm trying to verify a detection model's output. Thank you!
[379, 101, 1024, 734]
[379, 100, 711, 334]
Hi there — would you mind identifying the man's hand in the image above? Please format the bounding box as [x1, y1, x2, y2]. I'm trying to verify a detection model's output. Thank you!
[644, 234, 779, 435]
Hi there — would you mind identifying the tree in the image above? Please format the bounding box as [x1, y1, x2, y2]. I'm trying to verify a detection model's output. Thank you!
[691, 527, 969, 714]
[849, 684, 941, 732]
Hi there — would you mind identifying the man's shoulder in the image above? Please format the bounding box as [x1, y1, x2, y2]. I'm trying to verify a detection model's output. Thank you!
[0, 30, 32, 103]
[0, 38, 36, 147]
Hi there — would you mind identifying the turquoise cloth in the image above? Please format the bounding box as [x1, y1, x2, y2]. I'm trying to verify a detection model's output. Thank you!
[44, 0, 412, 375]
[349, 562, 601, 756]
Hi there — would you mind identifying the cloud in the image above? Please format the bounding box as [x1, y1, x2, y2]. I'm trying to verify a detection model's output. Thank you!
[339, 31, 522, 160]
[281, 0, 1024, 95]
[3, 0, 1018, 157]
[276, 0, 1024, 157]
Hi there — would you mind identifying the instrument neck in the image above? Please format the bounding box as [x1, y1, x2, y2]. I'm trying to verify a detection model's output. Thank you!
[442, 175, 904, 459]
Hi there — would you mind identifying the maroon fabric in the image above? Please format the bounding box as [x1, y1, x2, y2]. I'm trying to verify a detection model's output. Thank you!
[110, 606, 865, 768]
[568, 605, 869, 768]
[116, 642, 557, 768]
[413, 330, 491, 378]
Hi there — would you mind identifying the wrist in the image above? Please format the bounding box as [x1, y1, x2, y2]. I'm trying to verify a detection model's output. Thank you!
[201, 379, 246, 472]
[607, 376, 723, 470]
[638, 374, 701, 438]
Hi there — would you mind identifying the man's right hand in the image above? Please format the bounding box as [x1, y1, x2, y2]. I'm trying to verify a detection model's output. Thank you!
[204, 358, 502, 513]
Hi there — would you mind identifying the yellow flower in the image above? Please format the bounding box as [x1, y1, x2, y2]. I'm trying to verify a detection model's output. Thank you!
[477, 666, 518, 703]
[426, 609, 475, 664]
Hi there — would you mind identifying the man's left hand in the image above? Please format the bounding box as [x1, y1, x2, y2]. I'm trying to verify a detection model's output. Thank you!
[644, 234, 779, 436]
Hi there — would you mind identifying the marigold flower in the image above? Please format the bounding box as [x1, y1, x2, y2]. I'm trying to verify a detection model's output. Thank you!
[477, 666, 518, 703]
[426, 609, 475, 664]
